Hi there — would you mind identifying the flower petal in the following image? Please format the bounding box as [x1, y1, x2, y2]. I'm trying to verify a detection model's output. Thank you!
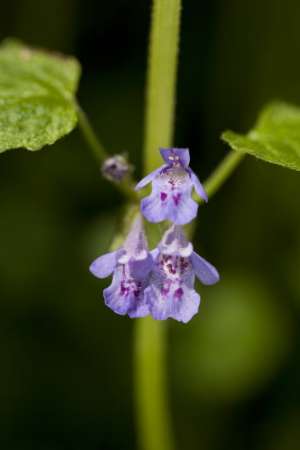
[190, 251, 220, 285]
[129, 254, 153, 279]
[160, 148, 190, 167]
[170, 285, 200, 323]
[141, 192, 170, 223]
[89, 250, 119, 278]
[103, 264, 150, 317]
[145, 284, 171, 321]
[103, 269, 133, 315]
[159, 225, 193, 256]
[150, 248, 160, 261]
[190, 170, 208, 202]
[167, 191, 198, 225]
[135, 166, 164, 191]
[128, 296, 150, 318]
[122, 215, 149, 261]
[146, 282, 200, 323]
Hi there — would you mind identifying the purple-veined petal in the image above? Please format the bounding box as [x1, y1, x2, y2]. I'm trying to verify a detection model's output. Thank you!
[128, 295, 150, 318]
[144, 284, 171, 321]
[190, 170, 208, 202]
[89, 250, 119, 278]
[157, 171, 198, 225]
[135, 166, 164, 191]
[103, 266, 149, 317]
[146, 280, 200, 323]
[141, 192, 170, 223]
[160, 148, 190, 167]
[169, 284, 200, 323]
[167, 191, 198, 225]
[139, 162, 198, 224]
[140, 169, 181, 222]
[190, 251, 220, 285]
[103, 268, 133, 315]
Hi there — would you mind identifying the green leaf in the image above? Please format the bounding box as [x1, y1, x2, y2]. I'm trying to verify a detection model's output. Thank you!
[222, 101, 300, 171]
[0, 38, 81, 152]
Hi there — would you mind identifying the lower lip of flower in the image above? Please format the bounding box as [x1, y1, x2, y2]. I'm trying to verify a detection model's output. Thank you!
[174, 287, 183, 299]
[172, 193, 181, 205]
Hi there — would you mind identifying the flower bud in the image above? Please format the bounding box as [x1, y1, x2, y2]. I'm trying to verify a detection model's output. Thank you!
[101, 154, 131, 182]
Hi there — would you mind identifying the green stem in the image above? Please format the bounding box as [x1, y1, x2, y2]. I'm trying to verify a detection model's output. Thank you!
[144, 0, 181, 172]
[134, 1, 181, 450]
[134, 319, 175, 450]
[76, 104, 108, 163]
[76, 104, 138, 202]
[204, 151, 245, 198]
[134, 1, 244, 448]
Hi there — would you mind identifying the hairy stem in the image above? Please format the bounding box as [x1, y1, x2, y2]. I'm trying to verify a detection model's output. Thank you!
[134, 1, 181, 450]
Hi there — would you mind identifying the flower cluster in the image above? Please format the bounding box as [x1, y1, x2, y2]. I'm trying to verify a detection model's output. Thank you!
[90, 148, 219, 323]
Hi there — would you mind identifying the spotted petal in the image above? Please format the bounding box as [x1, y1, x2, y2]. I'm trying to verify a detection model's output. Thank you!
[141, 191, 170, 223]
[145, 281, 200, 323]
[141, 172, 198, 225]
[167, 190, 198, 225]
[103, 268, 134, 315]
[128, 295, 150, 318]
[103, 266, 149, 317]
[170, 285, 200, 323]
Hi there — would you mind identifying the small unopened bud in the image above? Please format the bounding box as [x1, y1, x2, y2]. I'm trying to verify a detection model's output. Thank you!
[101, 154, 132, 182]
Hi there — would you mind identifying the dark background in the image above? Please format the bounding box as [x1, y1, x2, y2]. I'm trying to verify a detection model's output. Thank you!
[0, 1, 300, 449]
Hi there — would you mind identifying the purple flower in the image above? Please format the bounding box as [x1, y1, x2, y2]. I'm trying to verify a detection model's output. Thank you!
[145, 225, 219, 323]
[89, 216, 153, 318]
[135, 148, 208, 225]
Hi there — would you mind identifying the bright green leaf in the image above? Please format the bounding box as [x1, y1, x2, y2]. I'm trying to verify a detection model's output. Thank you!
[0, 39, 81, 152]
[222, 102, 300, 171]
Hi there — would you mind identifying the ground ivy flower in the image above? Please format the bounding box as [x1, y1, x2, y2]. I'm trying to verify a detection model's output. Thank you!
[135, 148, 208, 225]
[145, 225, 219, 323]
[89, 216, 152, 318]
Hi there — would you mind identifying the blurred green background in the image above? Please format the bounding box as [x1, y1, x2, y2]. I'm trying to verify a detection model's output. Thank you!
[0, 1, 300, 449]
